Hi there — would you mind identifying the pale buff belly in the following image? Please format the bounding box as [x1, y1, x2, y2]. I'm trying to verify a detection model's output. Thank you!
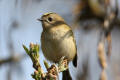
[41, 32, 76, 63]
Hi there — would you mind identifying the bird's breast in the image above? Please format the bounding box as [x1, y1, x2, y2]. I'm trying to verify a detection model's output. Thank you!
[41, 26, 76, 63]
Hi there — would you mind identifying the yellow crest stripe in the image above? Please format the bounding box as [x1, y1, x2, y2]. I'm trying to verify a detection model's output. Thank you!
[43, 12, 55, 16]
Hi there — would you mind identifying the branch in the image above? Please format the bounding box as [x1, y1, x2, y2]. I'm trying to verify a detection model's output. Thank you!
[23, 43, 69, 80]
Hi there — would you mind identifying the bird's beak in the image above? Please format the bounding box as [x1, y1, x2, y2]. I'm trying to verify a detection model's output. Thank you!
[37, 18, 43, 22]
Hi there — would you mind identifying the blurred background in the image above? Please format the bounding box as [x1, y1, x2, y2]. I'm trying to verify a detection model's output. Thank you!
[0, 0, 120, 80]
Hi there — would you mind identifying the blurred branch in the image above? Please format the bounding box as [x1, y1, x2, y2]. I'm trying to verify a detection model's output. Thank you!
[97, 1, 118, 78]
[72, 0, 119, 80]
[23, 43, 69, 80]
[88, 0, 105, 17]
[98, 31, 107, 80]
[72, 0, 120, 30]
[98, 41, 107, 69]
[73, 0, 105, 23]
[103, 0, 118, 57]
[0, 54, 27, 66]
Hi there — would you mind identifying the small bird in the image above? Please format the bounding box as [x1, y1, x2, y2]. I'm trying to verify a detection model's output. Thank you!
[38, 12, 77, 80]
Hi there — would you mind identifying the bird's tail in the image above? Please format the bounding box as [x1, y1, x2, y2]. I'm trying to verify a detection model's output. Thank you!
[73, 53, 77, 67]
[62, 69, 72, 80]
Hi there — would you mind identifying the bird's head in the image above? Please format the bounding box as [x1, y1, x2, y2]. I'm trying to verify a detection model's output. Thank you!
[37, 12, 66, 30]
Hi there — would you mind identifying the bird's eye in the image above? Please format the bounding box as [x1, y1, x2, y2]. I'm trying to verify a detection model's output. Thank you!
[48, 17, 53, 22]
